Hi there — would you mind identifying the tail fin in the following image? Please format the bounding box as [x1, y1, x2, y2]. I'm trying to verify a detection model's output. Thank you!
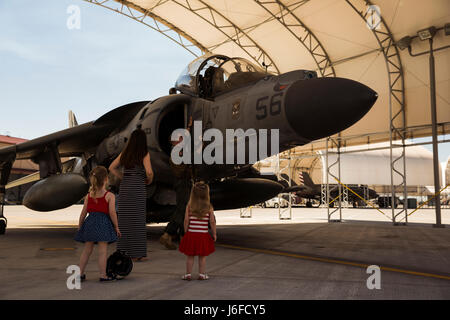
[68, 110, 78, 128]
[298, 171, 315, 187]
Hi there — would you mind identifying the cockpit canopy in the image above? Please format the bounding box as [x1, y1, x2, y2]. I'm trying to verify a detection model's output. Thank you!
[175, 54, 271, 98]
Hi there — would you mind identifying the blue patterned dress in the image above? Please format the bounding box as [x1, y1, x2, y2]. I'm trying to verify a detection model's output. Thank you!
[75, 192, 118, 243]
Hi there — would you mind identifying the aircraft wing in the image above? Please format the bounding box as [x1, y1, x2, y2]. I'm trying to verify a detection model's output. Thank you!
[0, 122, 109, 161]
[0, 101, 149, 188]
[0, 101, 149, 162]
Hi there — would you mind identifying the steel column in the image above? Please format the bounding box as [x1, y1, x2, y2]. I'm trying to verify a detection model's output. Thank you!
[277, 150, 292, 220]
[428, 38, 443, 227]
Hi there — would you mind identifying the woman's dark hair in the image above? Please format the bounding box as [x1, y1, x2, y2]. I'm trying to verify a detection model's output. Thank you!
[120, 129, 148, 169]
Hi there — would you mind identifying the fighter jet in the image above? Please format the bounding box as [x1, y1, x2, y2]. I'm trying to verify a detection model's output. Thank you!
[0, 54, 378, 234]
[286, 172, 379, 208]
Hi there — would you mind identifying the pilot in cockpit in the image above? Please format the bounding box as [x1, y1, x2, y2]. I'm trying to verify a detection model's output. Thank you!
[201, 66, 227, 97]
[200, 66, 216, 97]
[212, 68, 225, 94]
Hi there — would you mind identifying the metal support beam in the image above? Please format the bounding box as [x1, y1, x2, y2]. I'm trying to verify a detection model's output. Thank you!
[326, 137, 450, 156]
[83, 0, 206, 57]
[321, 183, 327, 208]
[346, 0, 407, 225]
[277, 150, 292, 220]
[364, 185, 369, 206]
[342, 187, 349, 208]
[86, 0, 280, 73]
[253, 0, 336, 77]
[170, 0, 280, 74]
[326, 137, 342, 222]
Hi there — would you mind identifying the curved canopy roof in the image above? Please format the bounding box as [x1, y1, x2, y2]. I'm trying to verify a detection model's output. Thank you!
[86, 0, 450, 150]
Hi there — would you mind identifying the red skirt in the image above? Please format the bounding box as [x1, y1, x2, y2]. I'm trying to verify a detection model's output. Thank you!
[179, 231, 215, 256]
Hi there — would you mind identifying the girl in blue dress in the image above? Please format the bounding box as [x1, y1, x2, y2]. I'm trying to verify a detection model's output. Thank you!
[75, 166, 121, 282]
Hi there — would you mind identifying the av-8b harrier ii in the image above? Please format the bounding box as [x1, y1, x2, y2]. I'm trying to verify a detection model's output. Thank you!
[0, 54, 377, 234]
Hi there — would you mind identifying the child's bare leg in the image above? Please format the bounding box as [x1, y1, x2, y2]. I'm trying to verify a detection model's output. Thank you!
[199, 256, 206, 275]
[97, 242, 108, 278]
[186, 255, 194, 274]
[79, 242, 94, 275]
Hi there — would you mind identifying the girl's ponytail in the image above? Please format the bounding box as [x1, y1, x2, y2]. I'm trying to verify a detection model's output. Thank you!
[88, 166, 109, 200]
[188, 182, 212, 218]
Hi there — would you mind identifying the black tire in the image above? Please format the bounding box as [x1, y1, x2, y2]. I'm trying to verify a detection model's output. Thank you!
[274, 203, 279, 208]
[306, 201, 312, 208]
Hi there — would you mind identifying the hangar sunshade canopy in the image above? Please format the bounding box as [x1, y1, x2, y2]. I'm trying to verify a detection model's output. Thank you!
[85, 0, 450, 151]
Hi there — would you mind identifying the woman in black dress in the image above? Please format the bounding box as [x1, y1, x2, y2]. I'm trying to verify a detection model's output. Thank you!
[109, 129, 153, 262]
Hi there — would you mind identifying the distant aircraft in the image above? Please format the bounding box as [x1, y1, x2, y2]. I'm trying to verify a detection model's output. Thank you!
[286, 172, 378, 207]
[0, 54, 378, 234]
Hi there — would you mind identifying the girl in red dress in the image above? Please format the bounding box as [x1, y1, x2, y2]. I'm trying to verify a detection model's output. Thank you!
[179, 182, 216, 280]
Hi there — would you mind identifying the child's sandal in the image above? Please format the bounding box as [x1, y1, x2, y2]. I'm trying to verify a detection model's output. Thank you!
[198, 274, 209, 280]
[99, 277, 116, 282]
[182, 274, 192, 281]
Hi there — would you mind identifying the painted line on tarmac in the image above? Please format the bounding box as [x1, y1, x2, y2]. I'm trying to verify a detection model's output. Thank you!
[217, 243, 450, 281]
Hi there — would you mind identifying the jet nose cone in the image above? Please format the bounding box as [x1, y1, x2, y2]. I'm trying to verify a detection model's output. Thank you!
[285, 77, 378, 141]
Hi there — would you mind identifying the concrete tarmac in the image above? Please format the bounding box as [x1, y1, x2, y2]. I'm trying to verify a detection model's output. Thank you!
[0, 206, 449, 299]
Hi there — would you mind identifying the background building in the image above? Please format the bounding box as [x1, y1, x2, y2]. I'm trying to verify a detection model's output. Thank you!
[0, 135, 38, 204]
[255, 141, 446, 207]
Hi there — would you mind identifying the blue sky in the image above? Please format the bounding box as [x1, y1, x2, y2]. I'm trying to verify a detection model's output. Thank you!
[0, 0, 448, 163]
[0, 0, 193, 138]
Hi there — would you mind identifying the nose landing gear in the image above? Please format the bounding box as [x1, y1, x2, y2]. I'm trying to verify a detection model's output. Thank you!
[0, 162, 13, 235]
[0, 217, 6, 235]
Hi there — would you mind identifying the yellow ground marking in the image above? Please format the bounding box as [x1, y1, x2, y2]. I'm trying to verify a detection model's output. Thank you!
[217, 244, 450, 281]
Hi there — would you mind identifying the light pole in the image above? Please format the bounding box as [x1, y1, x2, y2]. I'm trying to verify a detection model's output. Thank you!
[396, 24, 450, 228]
